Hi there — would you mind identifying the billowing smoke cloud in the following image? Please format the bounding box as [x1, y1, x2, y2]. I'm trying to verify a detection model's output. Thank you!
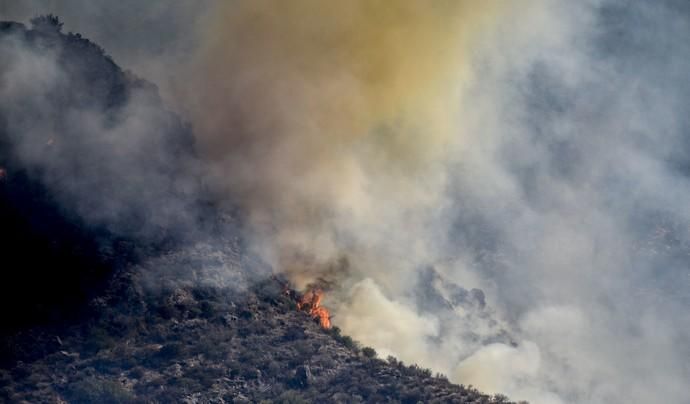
[176, 3, 517, 392]
[0, 0, 210, 94]
[433, 1, 690, 402]
[3, 1, 690, 403]
[180, 0, 506, 288]
[0, 24, 202, 243]
[181, 2, 690, 402]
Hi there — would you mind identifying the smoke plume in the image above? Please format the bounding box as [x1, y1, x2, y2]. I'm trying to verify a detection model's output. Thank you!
[180, 1, 506, 288]
[3, 1, 690, 403]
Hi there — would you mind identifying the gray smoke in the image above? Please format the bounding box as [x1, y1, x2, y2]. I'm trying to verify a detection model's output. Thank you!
[440, 1, 690, 402]
[2, 2, 690, 403]
[0, 16, 205, 246]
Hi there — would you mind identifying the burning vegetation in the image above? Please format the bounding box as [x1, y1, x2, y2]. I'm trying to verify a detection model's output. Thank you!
[296, 289, 332, 329]
[280, 280, 332, 329]
[278, 276, 333, 329]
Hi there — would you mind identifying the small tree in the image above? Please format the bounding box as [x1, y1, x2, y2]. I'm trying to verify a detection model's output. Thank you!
[362, 346, 377, 358]
[30, 14, 63, 33]
[339, 335, 357, 350]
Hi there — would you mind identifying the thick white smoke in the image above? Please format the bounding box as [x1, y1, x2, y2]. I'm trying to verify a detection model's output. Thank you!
[3, 2, 690, 403]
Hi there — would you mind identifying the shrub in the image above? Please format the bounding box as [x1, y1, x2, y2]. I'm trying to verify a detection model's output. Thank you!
[199, 300, 216, 318]
[283, 326, 305, 341]
[491, 394, 511, 403]
[84, 327, 116, 353]
[128, 367, 145, 379]
[171, 376, 200, 391]
[294, 340, 315, 359]
[435, 372, 448, 381]
[30, 14, 63, 33]
[90, 358, 121, 375]
[361, 347, 377, 358]
[64, 377, 134, 404]
[158, 342, 183, 359]
[144, 342, 185, 367]
[274, 389, 309, 404]
[184, 367, 224, 388]
[263, 360, 282, 378]
[337, 335, 358, 350]
[329, 326, 342, 337]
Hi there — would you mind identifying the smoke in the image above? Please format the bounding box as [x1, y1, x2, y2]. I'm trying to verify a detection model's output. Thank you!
[4, 1, 690, 403]
[0, 16, 205, 248]
[179, 2, 690, 402]
[179, 0, 506, 288]
[0, 0, 210, 96]
[336, 278, 440, 363]
[433, 1, 690, 402]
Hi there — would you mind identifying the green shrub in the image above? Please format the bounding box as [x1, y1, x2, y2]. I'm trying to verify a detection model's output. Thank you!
[184, 366, 224, 388]
[157, 342, 183, 359]
[274, 390, 308, 404]
[337, 335, 357, 350]
[30, 14, 63, 33]
[362, 347, 377, 358]
[84, 327, 116, 353]
[171, 376, 200, 391]
[64, 377, 134, 404]
[200, 301, 216, 318]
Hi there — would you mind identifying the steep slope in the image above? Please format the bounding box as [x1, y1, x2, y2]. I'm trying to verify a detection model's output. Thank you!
[0, 16, 206, 331]
[1, 253, 518, 403]
[0, 17, 521, 403]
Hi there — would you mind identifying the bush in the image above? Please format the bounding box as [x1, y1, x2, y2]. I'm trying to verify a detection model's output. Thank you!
[171, 376, 200, 392]
[362, 347, 377, 358]
[30, 14, 63, 33]
[128, 367, 145, 379]
[264, 360, 282, 378]
[64, 377, 134, 404]
[158, 342, 183, 359]
[337, 335, 358, 350]
[144, 342, 185, 367]
[328, 326, 342, 337]
[84, 327, 116, 353]
[184, 366, 224, 388]
[283, 326, 305, 341]
[274, 390, 309, 404]
[491, 394, 511, 403]
[294, 340, 315, 358]
[199, 300, 216, 318]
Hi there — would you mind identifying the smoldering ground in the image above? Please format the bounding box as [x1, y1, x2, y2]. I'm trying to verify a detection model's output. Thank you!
[2, 1, 690, 403]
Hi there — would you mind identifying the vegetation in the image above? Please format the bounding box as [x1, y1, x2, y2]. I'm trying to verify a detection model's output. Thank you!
[64, 378, 134, 404]
[362, 346, 377, 358]
[1, 272, 522, 403]
[30, 14, 63, 33]
[0, 17, 523, 404]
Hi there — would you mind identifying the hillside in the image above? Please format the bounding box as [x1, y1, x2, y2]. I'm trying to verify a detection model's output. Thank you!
[0, 17, 521, 403]
[1, 250, 518, 403]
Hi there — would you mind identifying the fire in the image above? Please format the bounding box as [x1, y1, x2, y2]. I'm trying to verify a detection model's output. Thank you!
[274, 276, 332, 329]
[297, 289, 331, 329]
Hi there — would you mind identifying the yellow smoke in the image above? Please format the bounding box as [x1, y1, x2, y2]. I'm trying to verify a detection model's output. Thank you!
[184, 0, 506, 281]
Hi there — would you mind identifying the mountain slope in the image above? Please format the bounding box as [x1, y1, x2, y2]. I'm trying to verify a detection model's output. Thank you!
[0, 17, 520, 403]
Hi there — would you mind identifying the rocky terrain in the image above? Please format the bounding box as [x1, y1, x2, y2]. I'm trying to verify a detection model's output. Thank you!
[0, 257, 519, 403]
[0, 16, 523, 403]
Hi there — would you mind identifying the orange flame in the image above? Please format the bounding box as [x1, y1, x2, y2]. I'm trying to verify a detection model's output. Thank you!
[297, 289, 331, 329]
